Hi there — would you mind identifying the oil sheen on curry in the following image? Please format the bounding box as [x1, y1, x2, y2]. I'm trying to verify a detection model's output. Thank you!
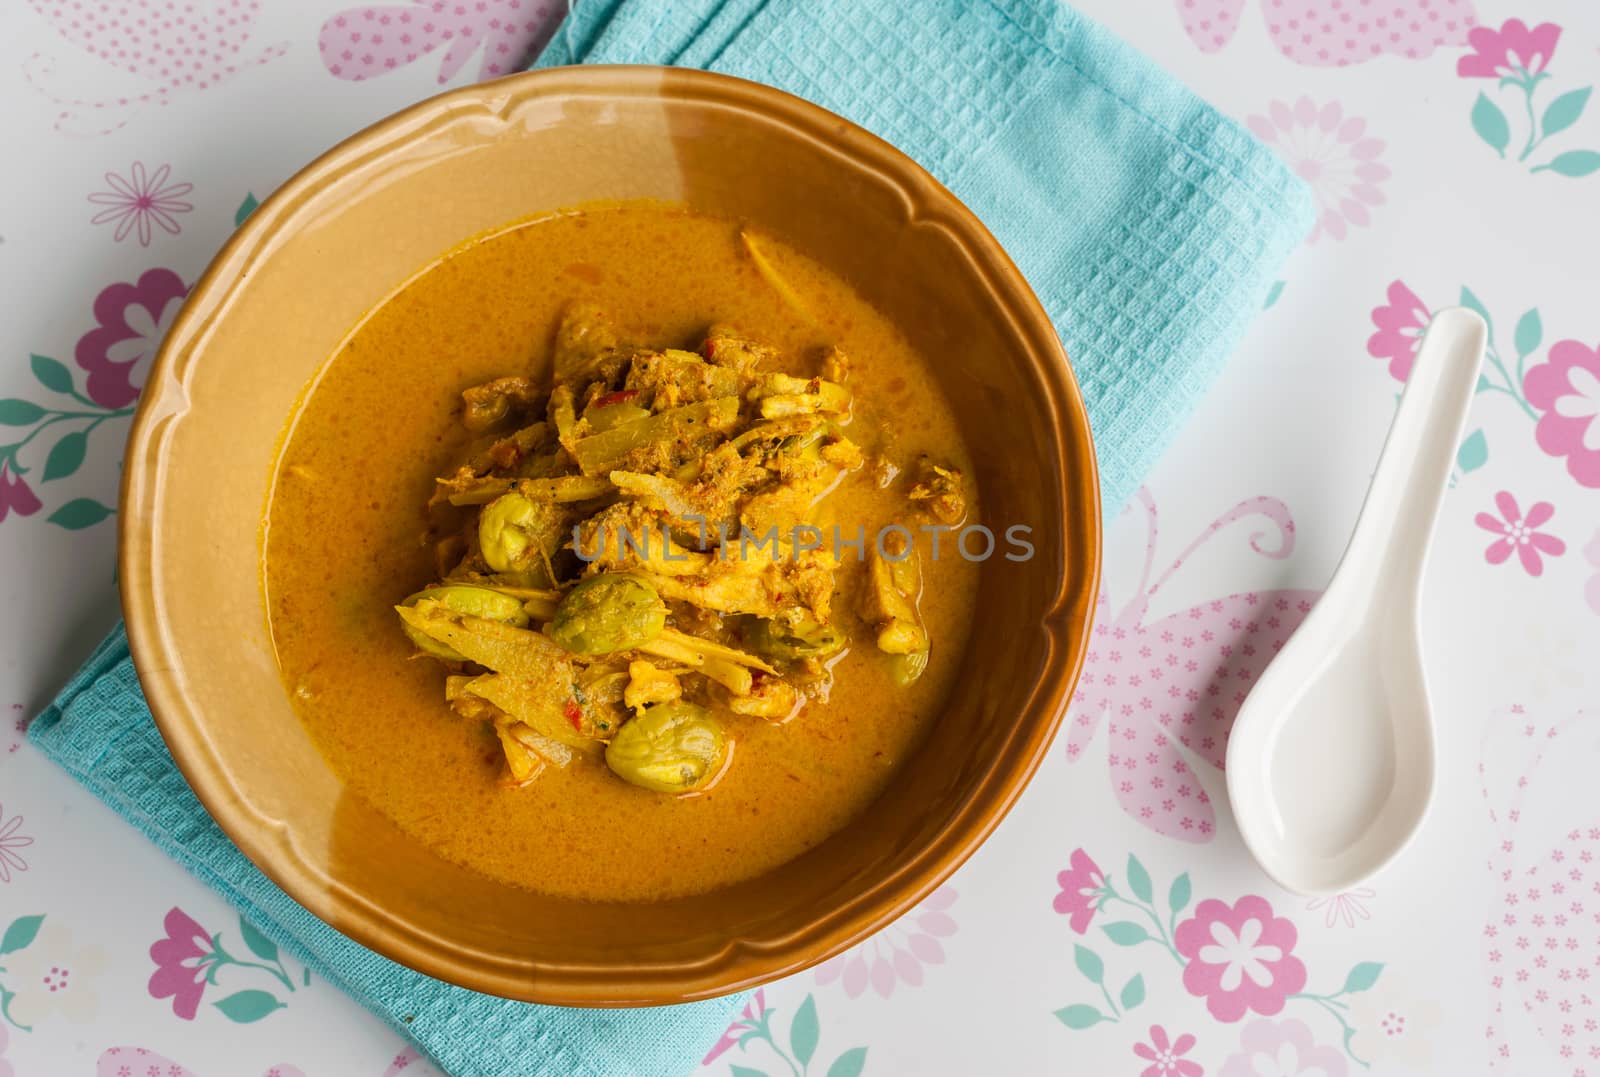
[265, 202, 979, 902]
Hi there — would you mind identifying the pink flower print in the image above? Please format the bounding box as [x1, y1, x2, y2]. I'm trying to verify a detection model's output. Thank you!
[1053, 849, 1105, 934]
[1347, 978, 1441, 1067]
[7, 705, 26, 757]
[1066, 490, 1317, 843]
[25, 0, 289, 136]
[383, 1049, 421, 1076]
[1174, 0, 1477, 66]
[6, 923, 104, 1024]
[1174, 0, 1244, 53]
[1525, 340, 1600, 488]
[319, 0, 563, 85]
[73, 269, 189, 409]
[0, 464, 43, 524]
[98, 1057, 304, 1077]
[702, 988, 767, 1065]
[0, 804, 32, 883]
[815, 886, 958, 998]
[1219, 1018, 1347, 1077]
[88, 164, 194, 247]
[1135, 1025, 1202, 1077]
[1476, 492, 1565, 576]
[1584, 531, 1600, 615]
[1304, 887, 1375, 929]
[1480, 711, 1600, 1071]
[1248, 98, 1387, 243]
[147, 907, 213, 1019]
[1457, 19, 1561, 79]
[1367, 280, 1431, 382]
[1176, 896, 1307, 1022]
[97, 1049, 197, 1077]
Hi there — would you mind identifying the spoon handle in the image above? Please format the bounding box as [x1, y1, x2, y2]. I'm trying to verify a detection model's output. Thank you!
[1338, 307, 1487, 604]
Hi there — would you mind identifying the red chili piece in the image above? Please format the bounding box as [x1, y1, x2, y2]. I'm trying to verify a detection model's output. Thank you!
[592, 389, 639, 408]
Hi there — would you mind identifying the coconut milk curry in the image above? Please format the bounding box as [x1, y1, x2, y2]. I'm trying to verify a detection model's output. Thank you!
[265, 203, 979, 901]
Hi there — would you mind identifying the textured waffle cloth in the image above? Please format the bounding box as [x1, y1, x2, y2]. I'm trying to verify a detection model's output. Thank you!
[32, 2, 1311, 1075]
[32, 626, 741, 1077]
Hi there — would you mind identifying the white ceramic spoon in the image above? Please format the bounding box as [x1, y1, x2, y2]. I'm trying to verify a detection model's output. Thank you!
[1225, 307, 1487, 896]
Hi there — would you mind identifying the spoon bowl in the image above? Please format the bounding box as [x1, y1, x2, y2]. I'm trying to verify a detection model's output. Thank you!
[1226, 308, 1487, 896]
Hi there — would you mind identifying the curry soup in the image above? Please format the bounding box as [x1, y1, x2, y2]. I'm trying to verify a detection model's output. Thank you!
[264, 202, 979, 902]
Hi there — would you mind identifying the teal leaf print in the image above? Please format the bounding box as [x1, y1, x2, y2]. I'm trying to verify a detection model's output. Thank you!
[1541, 87, 1592, 137]
[0, 400, 46, 426]
[721, 993, 859, 1076]
[1119, 974, 1146, 1010]
[826, 1048, 868, 1077]
[1472, 93, 1511, 156]
[1457, 429, 1488, 473]
[1052, 847, 1407, 1065]
[1459, 287, 1494, 340]
[0, 915, 45, 955]
[1125, 854, 1153, 903]
[790, 995, 820, 1068]
[47, 498, 114, 529]
[1073, 944, 1105, 984]
[213, 989, 285, 1023]
[1102, 921, 1150, 946]
[238, 917, 279, 963]
[1343, 962, 1384, 993]
[1514, 309, 1542, 358]
[1054, 1004, 1106, 1029]
[1535, 150, 1600, 177]
[1263, 280, 1285, 310]
[235, 193, 259, 228]
[30, 354, 74, 395]
[1168, 872, 1191, 915]
[42, 430, 87, 482]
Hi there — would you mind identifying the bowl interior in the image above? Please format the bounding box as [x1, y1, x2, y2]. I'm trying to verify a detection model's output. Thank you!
[124, 66, 1099, 1004]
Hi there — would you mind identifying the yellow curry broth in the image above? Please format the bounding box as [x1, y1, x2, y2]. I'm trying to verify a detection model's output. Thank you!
[265, 203, 979, 901]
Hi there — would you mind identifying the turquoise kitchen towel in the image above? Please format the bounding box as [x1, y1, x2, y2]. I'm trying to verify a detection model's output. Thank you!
[535, 0, 1316, 512]
[30, 625, 740, 1077]
[31, 3, 1311, 1076]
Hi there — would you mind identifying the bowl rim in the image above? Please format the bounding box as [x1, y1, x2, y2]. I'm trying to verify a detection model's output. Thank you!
[120, 63, 1103, 1006]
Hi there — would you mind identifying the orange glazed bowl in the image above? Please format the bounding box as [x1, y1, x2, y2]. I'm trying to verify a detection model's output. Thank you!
[120, 66, 1101, 1005]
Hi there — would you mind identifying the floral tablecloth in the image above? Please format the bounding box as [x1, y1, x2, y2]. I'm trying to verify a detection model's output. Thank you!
[2, 0, 1599, 1073]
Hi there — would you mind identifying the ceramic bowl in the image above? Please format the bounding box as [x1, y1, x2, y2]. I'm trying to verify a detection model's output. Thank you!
[121, 65, 1101, 1005]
